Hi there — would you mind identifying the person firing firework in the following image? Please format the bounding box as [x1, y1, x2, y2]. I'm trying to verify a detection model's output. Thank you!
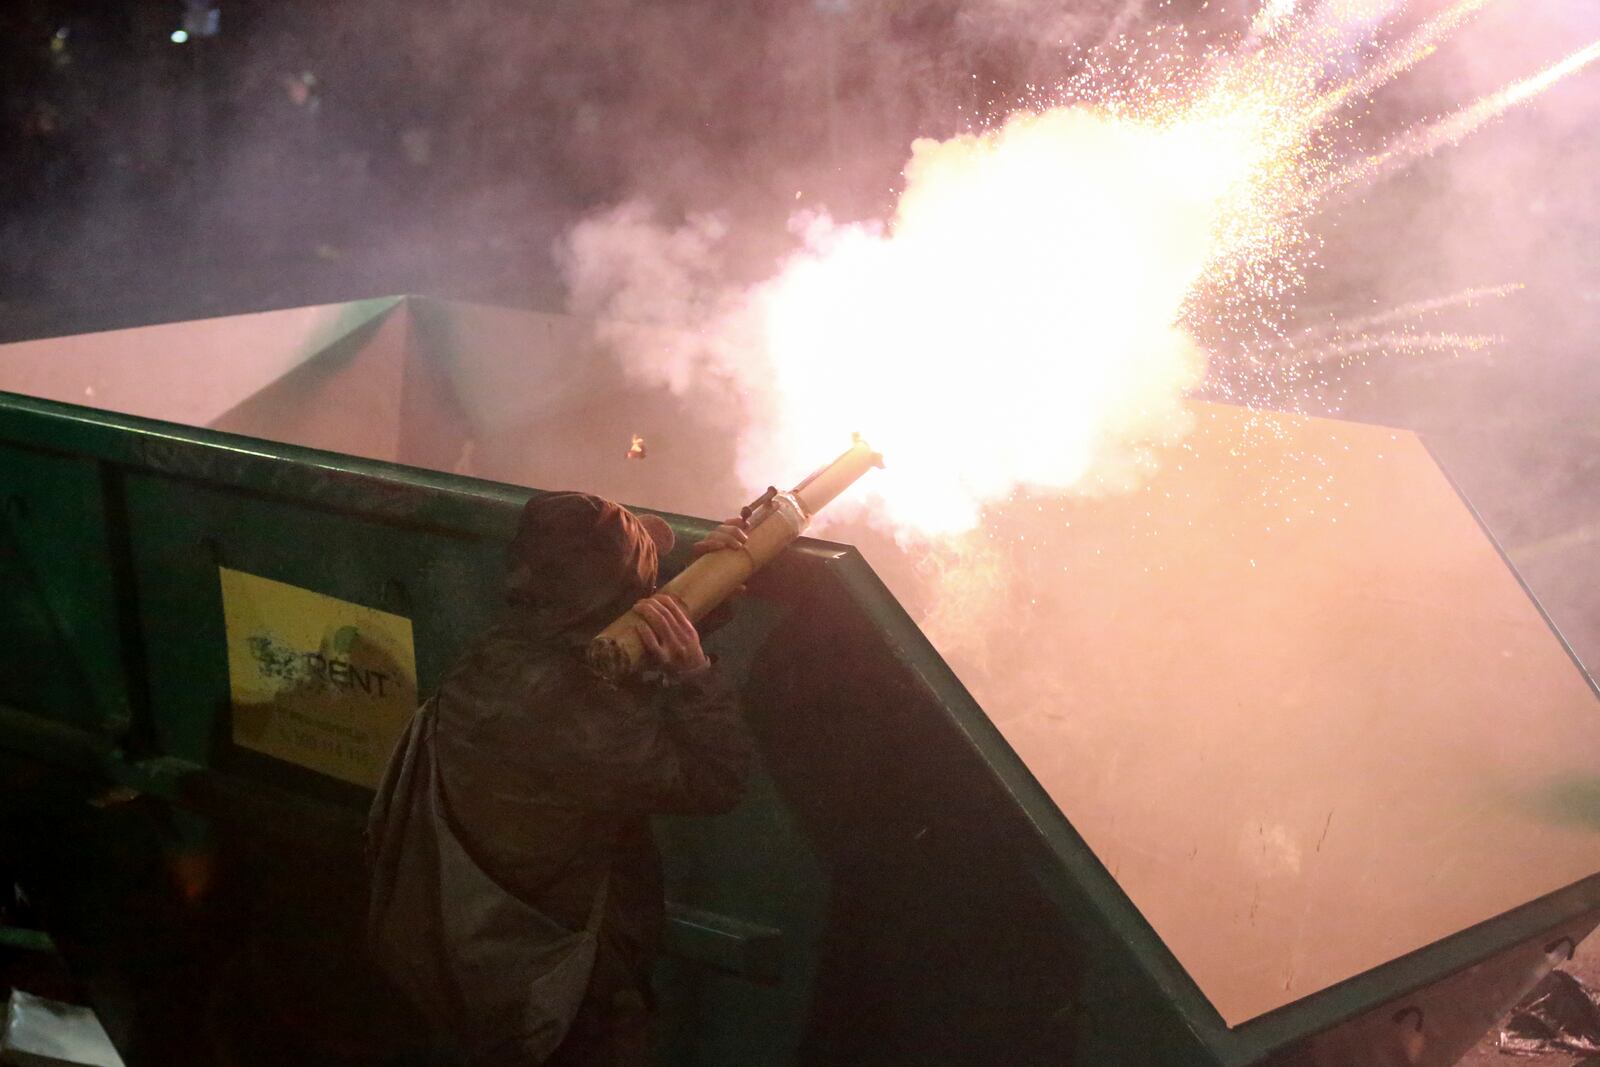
[365, 491, 752, 1066]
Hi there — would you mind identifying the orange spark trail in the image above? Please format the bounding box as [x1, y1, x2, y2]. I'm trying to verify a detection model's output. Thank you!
[1332, 38, 1600, 196]
[1288, 284, 1522, 345]
[1275, 331, 1498, 366]
[1306, 0, 1497, 123]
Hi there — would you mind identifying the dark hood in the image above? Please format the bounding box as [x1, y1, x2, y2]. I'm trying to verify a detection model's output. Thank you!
[505, 492, 660, 636]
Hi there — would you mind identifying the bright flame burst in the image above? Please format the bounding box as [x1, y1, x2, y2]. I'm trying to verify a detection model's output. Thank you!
[744, 110, 1230, 535]
[737, 83, 1317, 536]
[568, 0, 1600, 542]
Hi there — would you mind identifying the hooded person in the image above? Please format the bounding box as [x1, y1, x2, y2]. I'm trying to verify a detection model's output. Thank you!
[366, 492, 753, 1066]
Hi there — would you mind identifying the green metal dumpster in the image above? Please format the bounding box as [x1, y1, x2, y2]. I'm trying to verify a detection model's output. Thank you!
[1, 303, 1599, 1067]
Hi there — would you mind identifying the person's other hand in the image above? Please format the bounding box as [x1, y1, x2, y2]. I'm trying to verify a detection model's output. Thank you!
[634, 594, 709, 675]
[691, 516, 749, 557]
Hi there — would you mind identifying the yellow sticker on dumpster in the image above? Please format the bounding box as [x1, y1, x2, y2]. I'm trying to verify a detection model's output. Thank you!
[219, 567, 417, 788]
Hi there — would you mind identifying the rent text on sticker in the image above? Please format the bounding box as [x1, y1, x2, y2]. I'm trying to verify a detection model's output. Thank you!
[219, 567, 417, 788]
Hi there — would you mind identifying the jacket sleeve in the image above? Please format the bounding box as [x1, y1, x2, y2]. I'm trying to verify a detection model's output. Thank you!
[537, 660, 754, 816]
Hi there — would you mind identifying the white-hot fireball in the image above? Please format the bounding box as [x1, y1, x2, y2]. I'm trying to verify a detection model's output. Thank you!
[735, 94, 1305, 537]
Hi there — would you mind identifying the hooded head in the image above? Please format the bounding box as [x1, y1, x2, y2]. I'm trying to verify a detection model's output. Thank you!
[505, 492, 676, 636]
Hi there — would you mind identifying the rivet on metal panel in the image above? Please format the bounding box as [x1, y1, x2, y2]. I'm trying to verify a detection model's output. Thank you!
[1392, 1005, 1424, 1032]
[384, 578, 412, 614]
[1545, 936, 1578, 961]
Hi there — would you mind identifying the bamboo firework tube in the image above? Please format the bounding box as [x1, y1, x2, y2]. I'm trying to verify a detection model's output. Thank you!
[587, 437, 883, 680]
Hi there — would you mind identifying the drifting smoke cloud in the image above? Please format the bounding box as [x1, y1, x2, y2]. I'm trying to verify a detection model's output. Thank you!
[562, 1, 1591, 541]
[563, 109, 1223, 540]
[24, 0, 1126, 333]
[557, 0, 1600, 662]
[555, 58, 1209, 538]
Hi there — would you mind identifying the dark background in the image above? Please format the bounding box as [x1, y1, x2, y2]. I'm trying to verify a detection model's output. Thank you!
[0, 0, 1136, 338]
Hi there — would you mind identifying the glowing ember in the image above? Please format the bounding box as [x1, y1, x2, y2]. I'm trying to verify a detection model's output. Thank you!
[625, 433, 648, 460]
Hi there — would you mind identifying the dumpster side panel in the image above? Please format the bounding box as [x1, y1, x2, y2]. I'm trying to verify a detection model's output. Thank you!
[708, 550, 1220, 1066]
[121, 470, 503, 785]
[654, 593, 831, 1065]
[0, 441, 131, 731]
